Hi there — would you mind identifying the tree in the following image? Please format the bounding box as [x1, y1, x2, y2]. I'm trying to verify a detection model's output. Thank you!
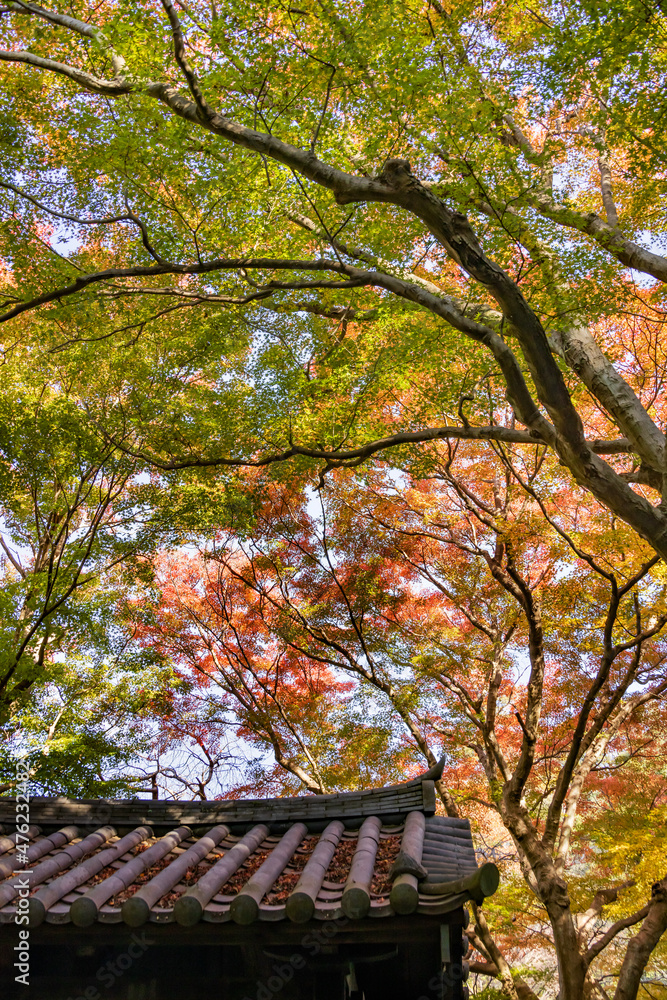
[140, 470, 667, 998]
[0, 344, 149, 720]
[0, 0, 667, 558]
[136, 545, 412, 795]
[0, 653, 177, 798]
[2, 2, 667, 996]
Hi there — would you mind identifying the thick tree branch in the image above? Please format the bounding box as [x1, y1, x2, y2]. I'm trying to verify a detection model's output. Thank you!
[577, 882, 636, 940]
[527, 189, 667, 285]
[7, 0, 128, 73]
[462, 197, 665, 472]
[8, 1, 103, 39]
[556, 323, 665, 473]
[0, 256, 363, 323]
[0, 48, 131, 94]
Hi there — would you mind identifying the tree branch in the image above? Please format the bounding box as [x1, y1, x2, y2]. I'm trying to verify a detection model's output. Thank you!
[527, 188, 667, 284]
[3, 13, 667, 554]
[0, 256, 361, 323]
[585, 904, 650, 966]
[597, 152, 620, 230]
[104, 423, 634, 473]
[470, 904, 540, 1000]
[0, 48, 131, 94]
[160, 0, 211, 120]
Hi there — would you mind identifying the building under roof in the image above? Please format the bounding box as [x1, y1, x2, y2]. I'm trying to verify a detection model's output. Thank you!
[0, 760, 498, 1000]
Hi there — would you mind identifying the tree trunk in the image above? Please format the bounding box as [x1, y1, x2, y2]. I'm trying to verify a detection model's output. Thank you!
[501, 798, 588, 1000]
[471, 904, 540, 1000]
[614, 876, 667, 1000]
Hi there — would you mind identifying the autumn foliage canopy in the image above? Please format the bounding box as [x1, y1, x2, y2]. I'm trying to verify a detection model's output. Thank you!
[1, 1, 667, 996]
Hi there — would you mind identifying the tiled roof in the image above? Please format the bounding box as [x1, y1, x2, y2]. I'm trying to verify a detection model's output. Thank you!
[3, 758, 444, 833]
[0, 763, 499, 930]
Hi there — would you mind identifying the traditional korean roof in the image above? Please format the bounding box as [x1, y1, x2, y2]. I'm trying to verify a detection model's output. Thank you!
[0, 761, 499, 929]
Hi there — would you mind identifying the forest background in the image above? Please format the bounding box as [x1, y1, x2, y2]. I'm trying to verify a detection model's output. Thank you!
[0, 0, 666, 997]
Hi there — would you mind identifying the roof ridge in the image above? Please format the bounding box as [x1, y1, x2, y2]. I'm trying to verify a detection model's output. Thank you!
[0, 760, 447, 831]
